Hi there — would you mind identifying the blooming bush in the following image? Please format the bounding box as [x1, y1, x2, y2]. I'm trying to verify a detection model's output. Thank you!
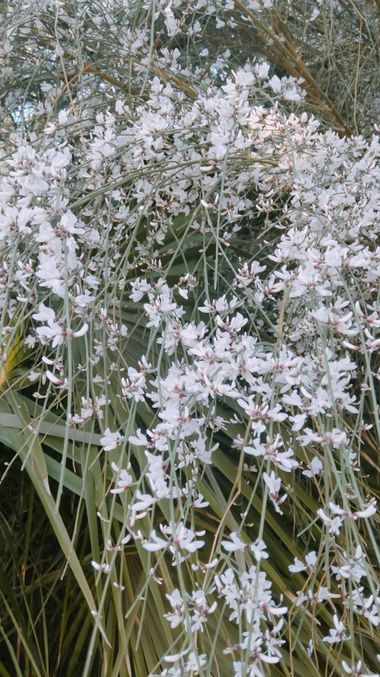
[0, 1, 379, 676]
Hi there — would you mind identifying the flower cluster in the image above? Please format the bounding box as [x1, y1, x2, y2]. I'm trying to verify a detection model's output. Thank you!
[1, 1, 379, 674]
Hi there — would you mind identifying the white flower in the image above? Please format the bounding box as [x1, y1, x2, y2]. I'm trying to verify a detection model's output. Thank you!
[263, 471, 288, 514]
[71, 323, 89, 338]
[317, 508, 344, 536]
[36, 254, 66, 297]
[342, 659, 379, 676]
[221, 532, 247, 552]
[45, 370, 66, 386]
[32, 302, 56, 324]
[288, 558, 306, 574]
[289, 551, 317, 573]
[130, 490, 156, 519]
[244, 436, 298, 472]
[269, 75, 282, 94]
[331, 546, 367, 583]
[143, 522, 205, 561]
[100, 427, 124, 451]
[323, 614, 350, 644]
[251, 538, 268, 561]
[255, 61, 270, 80]
[164, 589, 184, 629]
[145, 450, 169, 499]
[91, 560, 111, 574]
[59, 210, 83, 235]
[36, 322, 64, 348]
[353, 498, 377, 519]
[110, 462, 133, 494]
[128, 429, 148, 446]
[303, 456, 323, 478]
[142, 530, 168, 552]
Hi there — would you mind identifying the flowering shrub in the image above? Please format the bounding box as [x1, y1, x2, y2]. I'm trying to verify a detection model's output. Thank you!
[0, 1, 379, 676]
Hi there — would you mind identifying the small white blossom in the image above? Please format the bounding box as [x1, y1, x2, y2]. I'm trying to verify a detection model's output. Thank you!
[91, 561, 111, 574]
[323, 614, 350, 644]
[100, 428, 124, 451]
